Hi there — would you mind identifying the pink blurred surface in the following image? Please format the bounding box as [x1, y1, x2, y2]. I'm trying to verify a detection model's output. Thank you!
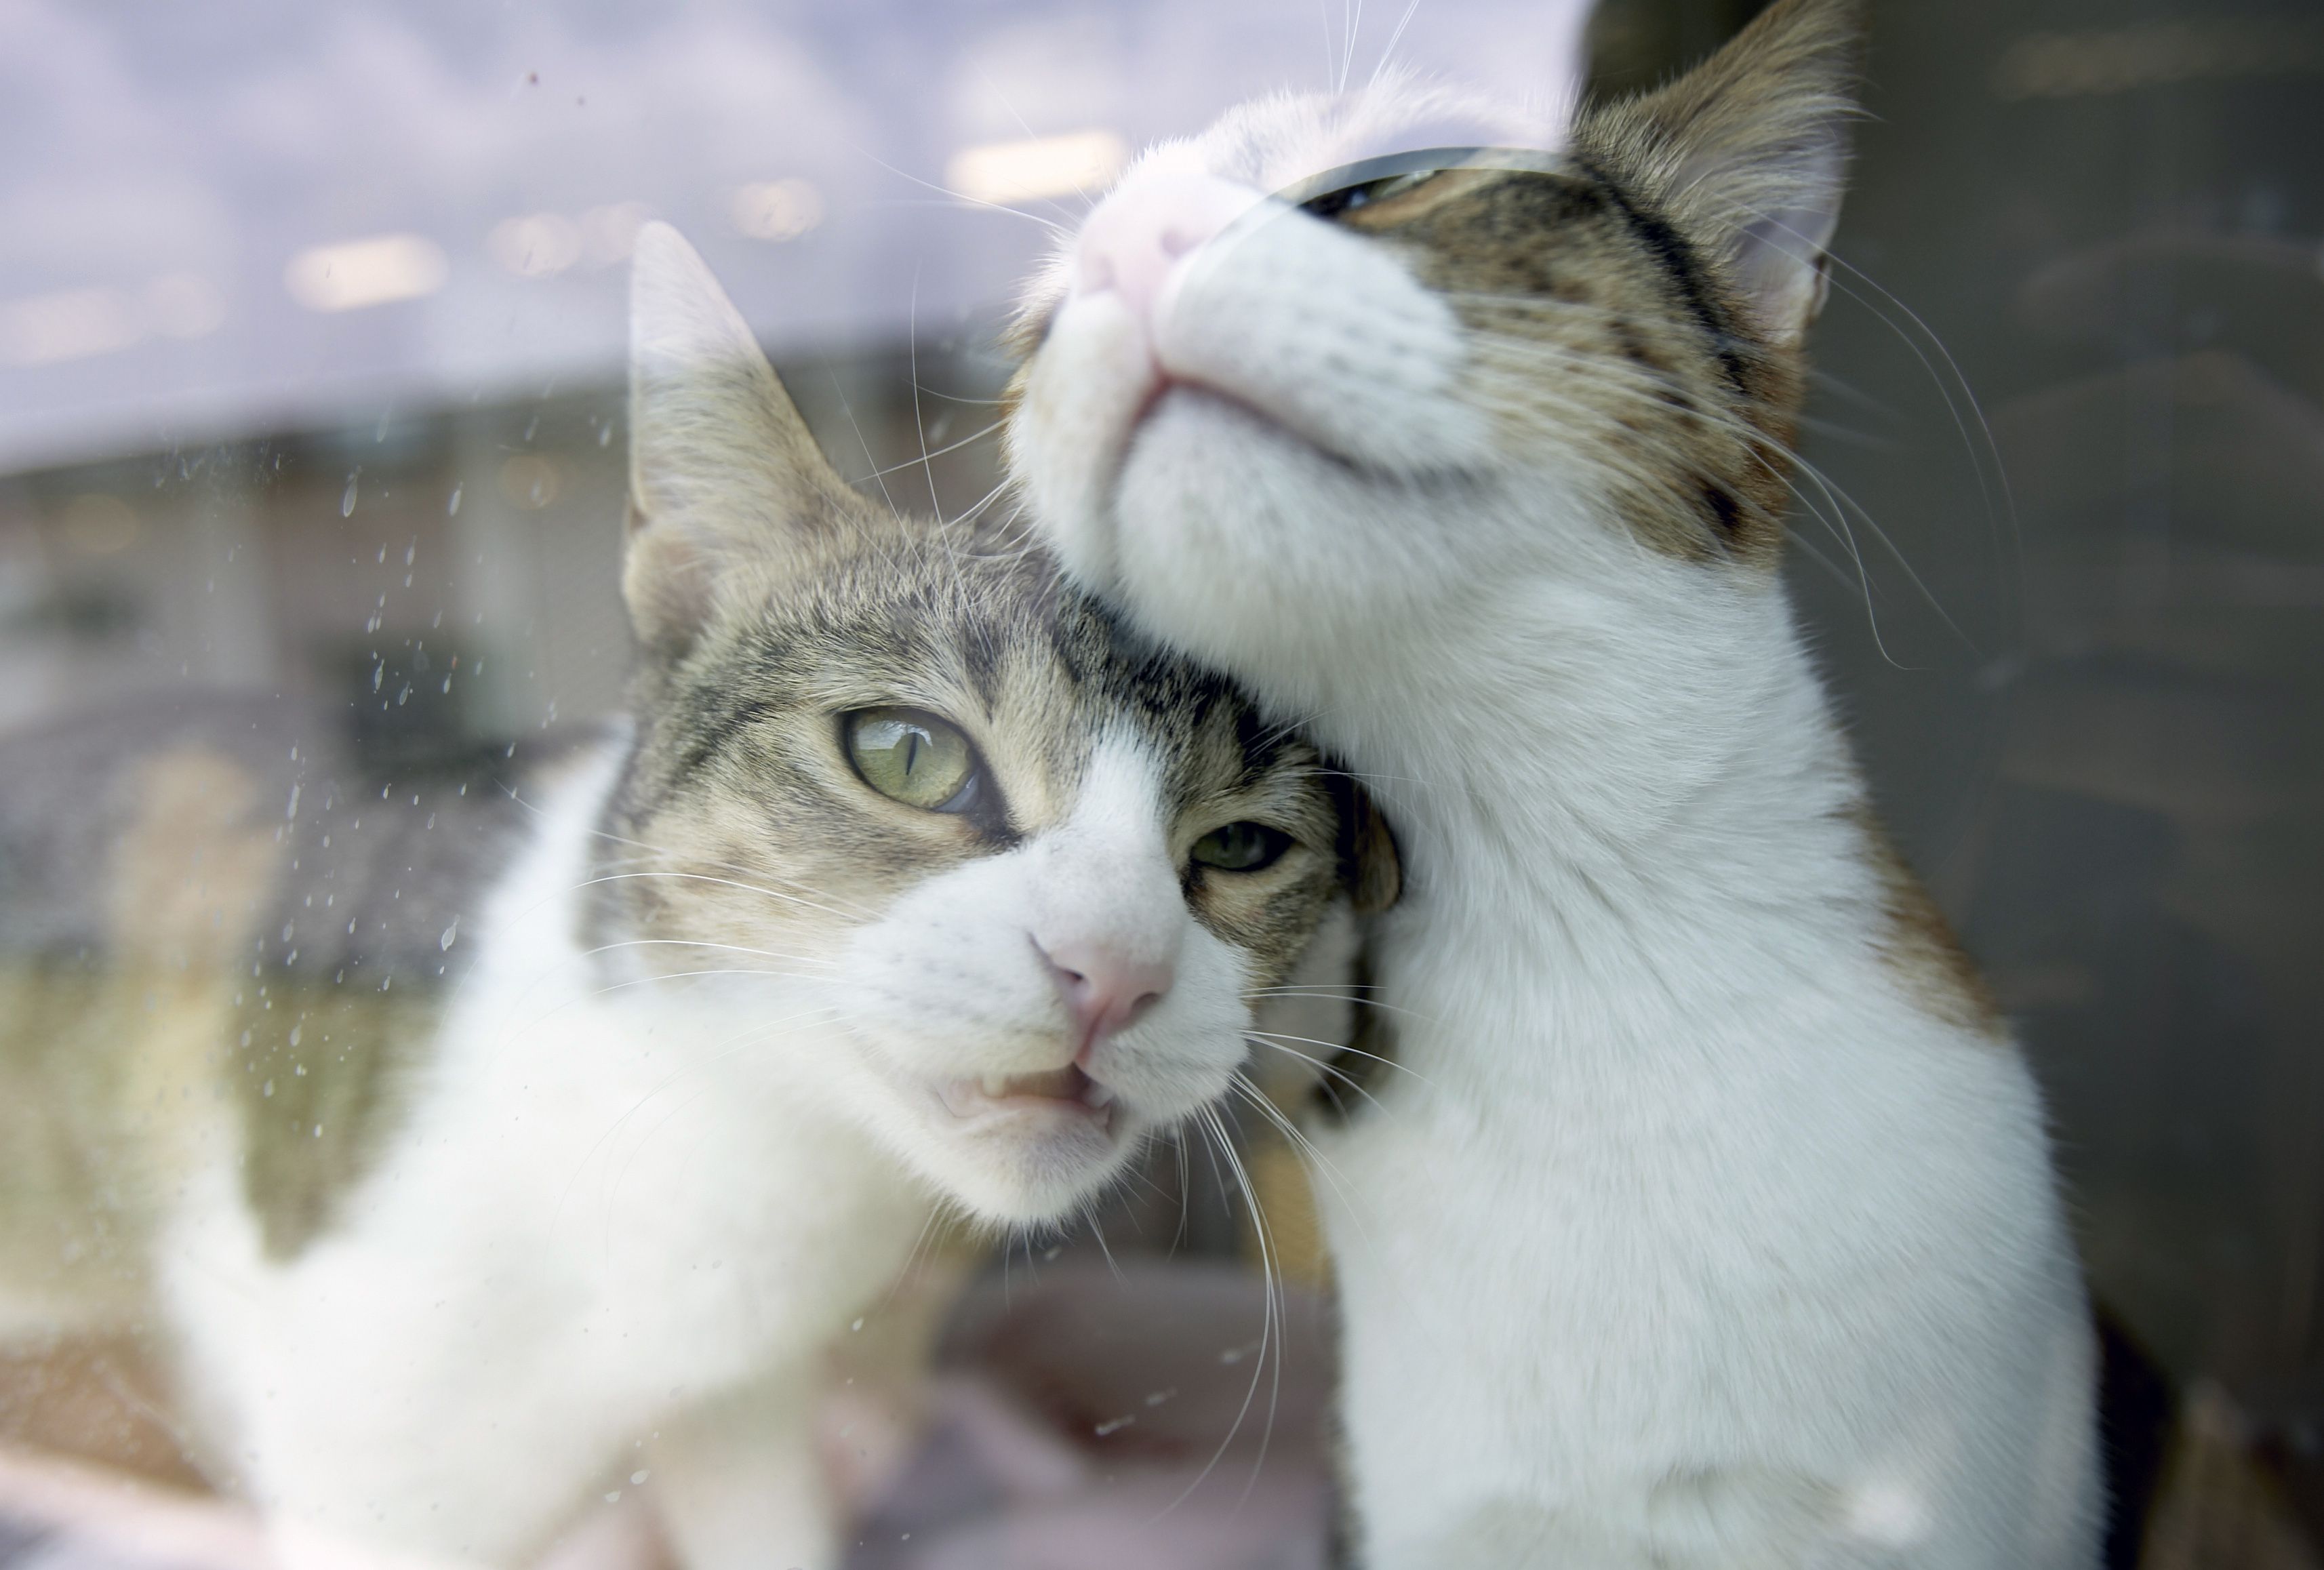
[0, 1260, 1335, 1570]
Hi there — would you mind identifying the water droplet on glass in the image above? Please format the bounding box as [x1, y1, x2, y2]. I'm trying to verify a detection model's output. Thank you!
[340, 474, 358, 516]
[440, 920, 458, 952]
[447, 483, 463, 516]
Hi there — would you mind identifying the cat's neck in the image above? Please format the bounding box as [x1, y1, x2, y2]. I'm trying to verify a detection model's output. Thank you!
[1298, 566, 1886, 1017]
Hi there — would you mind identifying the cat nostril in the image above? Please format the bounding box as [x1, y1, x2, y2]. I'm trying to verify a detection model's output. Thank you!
[1033, 936, 1175, 1053]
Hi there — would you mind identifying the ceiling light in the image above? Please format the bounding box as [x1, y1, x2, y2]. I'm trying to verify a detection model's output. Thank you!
[284, 234, 449, 313]
[580, 203, 653, 266]
[946, 129, 1125, 205]
[730, 179, 824, 242]
[0, 288, 142, 366]
[487, 214, 584, 279]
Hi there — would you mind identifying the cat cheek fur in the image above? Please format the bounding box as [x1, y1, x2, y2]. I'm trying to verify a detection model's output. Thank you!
[835, 736, 1254, 1224]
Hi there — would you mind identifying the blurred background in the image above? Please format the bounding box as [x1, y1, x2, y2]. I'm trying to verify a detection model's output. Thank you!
[1, 0, 2320, 1565]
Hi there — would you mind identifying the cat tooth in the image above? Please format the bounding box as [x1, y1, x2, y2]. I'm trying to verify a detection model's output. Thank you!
[979, 1072, 1009, 1099]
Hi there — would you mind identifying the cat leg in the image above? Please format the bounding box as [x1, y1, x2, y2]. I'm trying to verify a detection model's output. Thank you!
[650, 1370, 835, 1570]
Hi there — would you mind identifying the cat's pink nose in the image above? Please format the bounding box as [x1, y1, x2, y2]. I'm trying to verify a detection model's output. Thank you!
[1037, 938, 1174, 1058]
[1074, 170, 1258, 325]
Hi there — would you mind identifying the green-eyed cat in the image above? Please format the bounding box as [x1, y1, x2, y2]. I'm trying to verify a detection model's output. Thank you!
[0, 224, 1388, 1569]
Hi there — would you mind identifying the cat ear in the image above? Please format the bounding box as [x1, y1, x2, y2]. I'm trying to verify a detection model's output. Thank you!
[1592, 0, 1862, 347]
[1331, 774, 1403, 915]
[625, 222, 860, 652]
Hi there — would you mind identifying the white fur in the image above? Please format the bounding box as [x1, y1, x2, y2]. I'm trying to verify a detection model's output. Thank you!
[155, 723, 1259, 1567]
[1010, 81, 2101, 1569]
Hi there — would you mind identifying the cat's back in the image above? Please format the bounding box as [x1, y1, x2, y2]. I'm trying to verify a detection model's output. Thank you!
[0, 695, 589, 1330]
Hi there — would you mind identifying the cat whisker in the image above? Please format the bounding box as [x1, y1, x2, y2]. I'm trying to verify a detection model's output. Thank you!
[1456, 344, 1974, 664]
[548, 811, 881, 922]
[1245, 1036, 1395, 1121]
[1077, 1199, 1126, 1283]
[822, 363, 902, 513]
[946, 478, 1016, 534]
[1138, 1105, 1284, 1523]
[586, 966, 833, 1001]
[584, 938, 837, 967]
[905, 270, 994, 670]
[1367, 0, 1428, 90]
[1230, 1070, 1355, 1196]
[858, 417, 1004, 482]
[847, 152, 1073, 239]
[1246, 1026, 1433, 1089]
[1249, 986, 1420, 1019]
[575, 870, 866, 925]
[1709, 199, 2017, 556]
[1464, 232, 2009, 664]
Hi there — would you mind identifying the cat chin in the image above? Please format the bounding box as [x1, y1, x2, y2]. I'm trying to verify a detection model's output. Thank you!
[1102, 388, 1494, 679]
[890, 1091, 1141, 1225]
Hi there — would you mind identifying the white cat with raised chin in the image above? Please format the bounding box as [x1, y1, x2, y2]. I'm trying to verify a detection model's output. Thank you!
[1007, 1, 2102, 1563]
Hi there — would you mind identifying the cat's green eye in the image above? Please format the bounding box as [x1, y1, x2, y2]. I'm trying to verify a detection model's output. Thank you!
[1301, 169, 1438, 220]
[1190, 821, 1293, 874]
[845, 708, 980, 813]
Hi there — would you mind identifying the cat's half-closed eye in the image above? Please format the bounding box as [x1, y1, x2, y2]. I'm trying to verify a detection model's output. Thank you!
[1190, 820, 1294, 872]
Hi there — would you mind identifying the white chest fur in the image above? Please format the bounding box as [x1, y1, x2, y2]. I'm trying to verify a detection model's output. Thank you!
[159, 736, 927, 1563]
[1277, 592, 2100, 1567]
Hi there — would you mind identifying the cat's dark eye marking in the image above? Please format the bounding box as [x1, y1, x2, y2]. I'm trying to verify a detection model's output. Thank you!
[1301, 170, 1439, 220]
[1283, 146, 1571, 224]
[1189, 820, 1292, 873]
[1571, 157, 1748, 391]
[842, 707, 987, 817]
[1701, 482, 1744, 536]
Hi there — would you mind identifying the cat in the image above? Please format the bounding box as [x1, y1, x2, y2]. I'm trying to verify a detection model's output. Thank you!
[1003, 1, 2103, 1565]
[0, 222, 1391, 1569]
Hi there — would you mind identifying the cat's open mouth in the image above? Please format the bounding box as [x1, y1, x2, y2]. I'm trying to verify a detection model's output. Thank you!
[938, 1064, 1117, 1124]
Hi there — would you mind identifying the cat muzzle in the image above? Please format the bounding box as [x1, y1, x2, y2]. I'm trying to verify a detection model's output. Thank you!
[938, 1063, 1117, 1122]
